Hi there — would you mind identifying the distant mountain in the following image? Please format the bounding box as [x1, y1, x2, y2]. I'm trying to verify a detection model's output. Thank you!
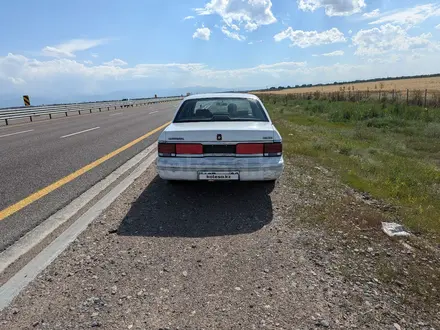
[0, 86, 255, 108]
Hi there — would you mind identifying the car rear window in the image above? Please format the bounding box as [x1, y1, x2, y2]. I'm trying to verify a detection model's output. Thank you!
[173, 97, 268, 123]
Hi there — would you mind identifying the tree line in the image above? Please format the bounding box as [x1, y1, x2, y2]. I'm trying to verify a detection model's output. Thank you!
[259, 73, 440, 92]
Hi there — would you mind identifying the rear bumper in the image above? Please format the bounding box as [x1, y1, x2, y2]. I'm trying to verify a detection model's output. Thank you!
[157, 156, 284, 181]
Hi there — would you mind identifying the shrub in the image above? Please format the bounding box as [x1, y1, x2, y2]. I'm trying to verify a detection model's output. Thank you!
[413, 89, 423, 106]
[424, 122, 440, 138]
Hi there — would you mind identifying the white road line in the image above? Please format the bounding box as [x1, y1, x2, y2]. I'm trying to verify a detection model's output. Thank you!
[0, 143, 157, 275]
[0, 151, 158, 311]
[149, 111, 159, 114]
[60, 127, 100, 139]
[109, 112, 123, 117]
[0, 129, 34, 139]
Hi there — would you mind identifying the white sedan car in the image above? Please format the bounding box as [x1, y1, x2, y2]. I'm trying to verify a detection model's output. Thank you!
[157, 93, 284, 182]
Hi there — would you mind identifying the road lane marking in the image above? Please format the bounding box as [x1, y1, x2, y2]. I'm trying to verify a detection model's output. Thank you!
[0, 152, 158, 311]
[149, 111, 159, 114]
[60, 126, 100, 139]
[0, 143, 157, 274]
[0, 121, 170, 222]
[0, 129, 34, 139]
[109, 112, 123, 116]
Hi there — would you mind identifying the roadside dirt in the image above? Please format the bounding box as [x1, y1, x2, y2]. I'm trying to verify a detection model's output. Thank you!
[1, 158, 439, 329]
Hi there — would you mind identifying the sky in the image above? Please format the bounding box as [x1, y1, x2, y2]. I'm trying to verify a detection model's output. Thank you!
[1, 0, 440, 103]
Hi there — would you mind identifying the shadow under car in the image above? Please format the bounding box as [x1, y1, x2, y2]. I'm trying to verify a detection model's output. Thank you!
[117, 176, 274, 238]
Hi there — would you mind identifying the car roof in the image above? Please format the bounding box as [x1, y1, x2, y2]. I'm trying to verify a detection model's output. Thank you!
[184, 93, 259, 101]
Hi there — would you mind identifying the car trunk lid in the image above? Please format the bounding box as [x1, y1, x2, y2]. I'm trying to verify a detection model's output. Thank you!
[164, 122, 275, 143]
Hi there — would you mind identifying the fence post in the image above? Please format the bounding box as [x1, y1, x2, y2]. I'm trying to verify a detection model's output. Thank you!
[424, 89, 427, 108]
[407, 89, 409, 105]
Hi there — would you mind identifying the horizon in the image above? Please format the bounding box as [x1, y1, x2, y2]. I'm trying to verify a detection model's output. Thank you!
[1, 0, 440, 107]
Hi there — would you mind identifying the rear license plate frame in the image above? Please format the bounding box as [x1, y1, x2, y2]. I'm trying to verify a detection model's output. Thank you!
[198, 171, 240, 181]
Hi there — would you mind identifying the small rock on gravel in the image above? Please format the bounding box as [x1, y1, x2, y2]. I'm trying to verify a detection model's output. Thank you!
[91, 320, 102, 327]
[316, 319, 330, 328]
[111, 285, 117, 295]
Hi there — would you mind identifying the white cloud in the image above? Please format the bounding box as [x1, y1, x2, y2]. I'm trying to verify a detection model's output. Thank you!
[195, 0, 276, 31]
[230, 24, 240, 31]
[183, 16, 195, 20]
[193, 27, 211, 40]
[8, 77, 26, 85]
[322, 50, 345, 56]
[221, 26, 246, 41]
[91, 53, 99, 58]
[436, 24, 440, 29]
[298, 0, 366, 16]
[369, 4, 440, 26]
[366, 54, 402, 64]
[103, 58, 128, 66]
[348, 29, 352, 35]
[41, 39, 107, 58]
[352, 24, 435, 57]
[2, 52, 440, 99]
[362, 9, 380, 18]
[312, 50, 345, 57]
[84, 60, 93, 65]
[274, 27, 346, 48]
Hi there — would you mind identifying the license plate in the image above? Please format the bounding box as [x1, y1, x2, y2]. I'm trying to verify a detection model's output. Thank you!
[198, 171, 239, 181]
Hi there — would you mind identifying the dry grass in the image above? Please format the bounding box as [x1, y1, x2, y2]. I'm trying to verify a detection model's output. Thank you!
[260, 77, 440, 94]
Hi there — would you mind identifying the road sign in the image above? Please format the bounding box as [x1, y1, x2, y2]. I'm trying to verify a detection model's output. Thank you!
[23, 95, 30, 106]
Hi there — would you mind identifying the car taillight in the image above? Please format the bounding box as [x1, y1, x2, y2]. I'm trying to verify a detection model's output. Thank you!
[264, 142, 282, 157]
[176, 144, 203, 154]
[158, 143, 176, 157]
[236, 143, 264, 154]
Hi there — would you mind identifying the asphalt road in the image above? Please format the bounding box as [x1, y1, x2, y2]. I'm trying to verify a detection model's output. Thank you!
[0, 101, 180, 251]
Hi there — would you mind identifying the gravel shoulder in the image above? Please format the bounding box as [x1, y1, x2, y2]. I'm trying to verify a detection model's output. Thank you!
[1, 157, 439, 329]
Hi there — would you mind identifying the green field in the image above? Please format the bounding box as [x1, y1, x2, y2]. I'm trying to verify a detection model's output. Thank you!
[259, 94, 440, 240]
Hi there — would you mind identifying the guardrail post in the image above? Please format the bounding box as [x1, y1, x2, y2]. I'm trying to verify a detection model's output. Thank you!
[108, 107, 110, 111]
[89, 109, 92, 114]
[78, 110, 81, 115]
[5, 119, 8, 126]
[30, 116, 33, 122]
[49, 114, 52, 119]
[99, 108, 101, 112]
[65, 112, 68, 117]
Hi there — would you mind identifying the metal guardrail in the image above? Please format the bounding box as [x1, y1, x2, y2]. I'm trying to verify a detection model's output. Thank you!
[0, 97, 182, 126]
